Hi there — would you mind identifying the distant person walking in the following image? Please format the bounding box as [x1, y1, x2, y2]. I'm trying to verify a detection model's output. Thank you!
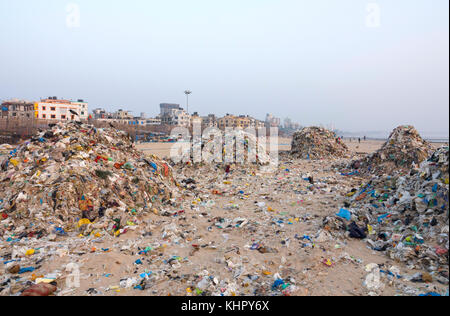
[358, 137, 361, 144]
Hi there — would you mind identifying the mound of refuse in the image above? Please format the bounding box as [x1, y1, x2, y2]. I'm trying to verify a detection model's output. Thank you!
[172, 129, 275, 167]
[351, 125, 433, 175]
[0, 144, 15, 156]
[0, 122, 178, 240]
[326, 146, 449, 276]
[290, 127, 349, 160]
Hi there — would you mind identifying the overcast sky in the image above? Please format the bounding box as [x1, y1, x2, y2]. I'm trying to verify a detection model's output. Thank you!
[0, 0, 448, 135]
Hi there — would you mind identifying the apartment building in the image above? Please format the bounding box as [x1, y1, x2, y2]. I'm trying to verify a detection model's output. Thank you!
[218, 114, 264, 130]
[218, 114, 236, 130]
[235, 115, 252, 129]
[248, 117, 266, 129]
[1, 100, 35, 119]
[161, 108, 191, 127]
[113, 109, 133, 120]
[201, 114, 218, 128]
[160, 103, 182, 116]
[35, 97, 88, 121]
[71, 100, 89, 120]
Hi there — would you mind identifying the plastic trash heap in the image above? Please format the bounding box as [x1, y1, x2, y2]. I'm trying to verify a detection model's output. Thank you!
[0, 121, 178, 239]
[351, 125, 433, 175]
[328, 146, 449, 274]
[290, 127, 349, 160]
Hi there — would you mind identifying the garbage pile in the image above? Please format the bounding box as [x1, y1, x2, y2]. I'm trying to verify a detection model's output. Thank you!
[171, 129, 274, 167]
[290, 127, 349, 160]
[349, 125, 433, 175]
[1, 140, 447, 296]
[0, 144, 15, 158]
[326, 146, 449, 279]
[0, 122, 178, 240]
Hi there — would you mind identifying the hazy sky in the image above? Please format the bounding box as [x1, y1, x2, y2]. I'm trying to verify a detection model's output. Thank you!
[1, 0, 448, 134]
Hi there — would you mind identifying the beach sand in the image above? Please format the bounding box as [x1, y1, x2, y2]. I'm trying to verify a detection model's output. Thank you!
[137, 138, 447, 158]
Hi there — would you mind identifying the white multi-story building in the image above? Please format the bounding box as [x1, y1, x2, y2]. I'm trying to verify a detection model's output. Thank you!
[113, 109, 133, 120]
[35, 97, 88, 121]
[71, 100, 89, 120]
[160, 103, 182, 116]
[161, 108, 191, 127]
[201, 114, 218, 128]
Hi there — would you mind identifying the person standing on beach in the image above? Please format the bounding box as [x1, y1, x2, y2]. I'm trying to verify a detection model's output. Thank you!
[225, 164, 231, 179]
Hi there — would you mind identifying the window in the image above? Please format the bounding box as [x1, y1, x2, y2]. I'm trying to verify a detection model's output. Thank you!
[51, 107, 56, 111]
[71, 115, 74, 120]
[61, 115, 66, 119]
[42, 114, 46, 119]
[51, 115, 56, 119]
[42, 106, 46, 111]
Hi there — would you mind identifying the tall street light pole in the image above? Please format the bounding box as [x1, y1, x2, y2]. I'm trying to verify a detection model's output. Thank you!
[184, 90, 192, 114]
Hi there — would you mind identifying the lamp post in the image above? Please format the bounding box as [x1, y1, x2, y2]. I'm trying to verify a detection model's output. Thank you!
[184, 90, 192, 114]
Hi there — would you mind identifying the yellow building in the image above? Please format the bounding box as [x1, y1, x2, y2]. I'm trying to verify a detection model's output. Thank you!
[218, 114, 236, 130]
[219, 115, 263, 130]
[234, 116, 251, 129]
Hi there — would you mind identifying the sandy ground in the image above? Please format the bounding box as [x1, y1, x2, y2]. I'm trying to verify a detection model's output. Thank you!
[343, 139, 447, 155]
[1, 139, 448, 296]
[137, 138, 447, 158]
